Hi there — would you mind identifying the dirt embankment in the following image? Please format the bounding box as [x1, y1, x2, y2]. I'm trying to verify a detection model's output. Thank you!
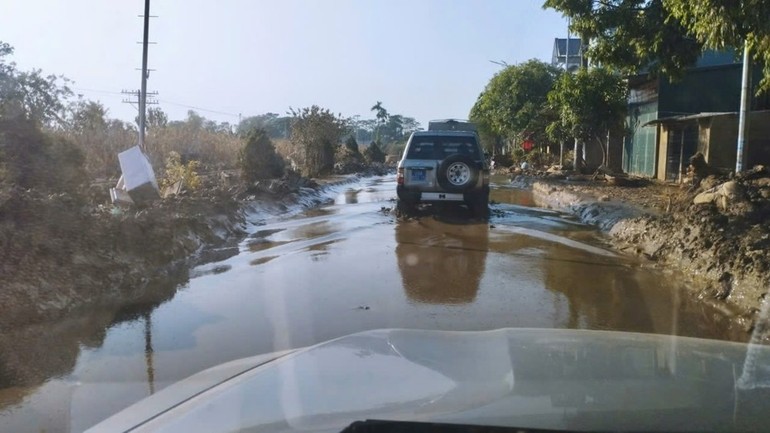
[0, 170, 376, 330]
[528, 168, 770, 328]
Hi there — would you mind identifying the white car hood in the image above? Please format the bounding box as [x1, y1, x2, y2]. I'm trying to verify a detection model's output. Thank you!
[87, 328, 770, 433]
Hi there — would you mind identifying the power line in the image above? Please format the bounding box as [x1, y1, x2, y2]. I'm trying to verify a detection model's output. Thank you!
[71, 86, 242, 119]
[72, 87, 125, 96]
[156, 99, 241, 118]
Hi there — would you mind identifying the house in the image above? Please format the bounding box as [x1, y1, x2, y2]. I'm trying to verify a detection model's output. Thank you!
[624, 51, 770, 179]
[551, 38, 582, 71]
[644, 111, 770, 181]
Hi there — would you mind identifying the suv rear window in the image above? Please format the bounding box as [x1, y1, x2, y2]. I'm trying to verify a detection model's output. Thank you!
[406, 136, 480, 160]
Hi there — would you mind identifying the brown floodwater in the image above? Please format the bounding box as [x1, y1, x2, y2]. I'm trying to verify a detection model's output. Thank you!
[0, 176, 743, 432]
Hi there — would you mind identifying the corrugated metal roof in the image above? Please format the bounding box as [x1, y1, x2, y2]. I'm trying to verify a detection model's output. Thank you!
[642, 112, 736, 126]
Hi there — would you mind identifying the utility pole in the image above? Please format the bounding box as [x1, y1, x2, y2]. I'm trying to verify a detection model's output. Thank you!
[561, 17, 570, 168]
[736, 43, 752, 173]
[138, 0, 152, 152]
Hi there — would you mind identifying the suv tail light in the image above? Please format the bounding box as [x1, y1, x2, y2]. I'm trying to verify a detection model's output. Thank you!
[397, 167, 404, 185]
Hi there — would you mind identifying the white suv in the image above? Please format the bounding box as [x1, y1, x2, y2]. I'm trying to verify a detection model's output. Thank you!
[396, 120, 490, 218]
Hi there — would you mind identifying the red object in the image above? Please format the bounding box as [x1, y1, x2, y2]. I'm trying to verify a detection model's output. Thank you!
[522, 140, 534, 152]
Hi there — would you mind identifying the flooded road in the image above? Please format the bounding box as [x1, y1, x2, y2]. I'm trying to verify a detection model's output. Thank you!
[0, 176, 739, 432]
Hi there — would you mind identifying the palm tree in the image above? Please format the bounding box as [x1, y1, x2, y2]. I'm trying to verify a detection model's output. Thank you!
[370, 101, 389, 142]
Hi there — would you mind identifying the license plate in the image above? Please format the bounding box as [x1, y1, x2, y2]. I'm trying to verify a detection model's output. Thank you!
[411, 169, 426, 181]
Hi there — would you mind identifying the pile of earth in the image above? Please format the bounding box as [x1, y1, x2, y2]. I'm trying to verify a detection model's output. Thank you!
[609, 165, 770, 325]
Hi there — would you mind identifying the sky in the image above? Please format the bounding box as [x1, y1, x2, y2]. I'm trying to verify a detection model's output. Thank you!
[1, 0, 568, 127]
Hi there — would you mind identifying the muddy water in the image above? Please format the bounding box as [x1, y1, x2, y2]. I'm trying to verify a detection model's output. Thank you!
[0, 176, 741, 432]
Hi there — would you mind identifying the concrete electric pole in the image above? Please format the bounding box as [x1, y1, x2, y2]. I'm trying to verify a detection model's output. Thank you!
[138, 0, 152, 151]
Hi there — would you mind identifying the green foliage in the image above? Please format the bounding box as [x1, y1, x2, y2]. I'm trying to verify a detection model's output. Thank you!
[543, 0, 703, 80]
[146, 107, 168, 130]
[64, 101, 135, 179]
[469, 60, 562, 150]
[0, 41, 73, 127]
[288, 106, 347, 177]
[510, 147, 556, 168]
[238, 128, 285, 182]
[0, 116, 86, 196]
[147, 110, 243, 171]
[664, 0, 770, 91]
[370, 101, 389, 142]
[344, 135, 361, 155]
[349, 112, 420, 147]
[238, 113, 291, 139]
[547, 67, 627, 164]
[162, 151, 201, 191]
[363, 141, 386, 164]
[544, 0, 770, 92]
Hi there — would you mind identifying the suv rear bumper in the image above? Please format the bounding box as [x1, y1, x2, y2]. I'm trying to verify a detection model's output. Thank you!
[397, 185, 489, 204]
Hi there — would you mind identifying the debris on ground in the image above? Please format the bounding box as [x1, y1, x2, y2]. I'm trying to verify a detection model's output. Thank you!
[527, 164, 770, 327]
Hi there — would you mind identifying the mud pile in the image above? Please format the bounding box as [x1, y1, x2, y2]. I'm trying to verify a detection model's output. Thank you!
[610, 166, 770, 319]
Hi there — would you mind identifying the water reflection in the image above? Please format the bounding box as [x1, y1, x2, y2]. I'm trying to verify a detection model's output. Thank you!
[143, 312, 155, 395]
[0, 259, 207, 413]
[395, 219, 489, 304]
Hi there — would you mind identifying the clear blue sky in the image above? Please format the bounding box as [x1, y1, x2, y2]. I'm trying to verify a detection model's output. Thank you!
[1, 0, 568, 126]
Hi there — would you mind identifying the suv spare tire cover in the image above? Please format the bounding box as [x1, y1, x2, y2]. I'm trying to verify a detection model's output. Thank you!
[437, 154, 479, 192]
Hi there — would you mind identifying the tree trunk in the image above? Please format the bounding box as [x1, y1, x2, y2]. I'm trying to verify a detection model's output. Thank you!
[595, 134, 607, 168]
[573, 138, 583, 172]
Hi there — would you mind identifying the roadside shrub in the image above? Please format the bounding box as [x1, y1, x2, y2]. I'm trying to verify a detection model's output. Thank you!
[493, 153, 513, 168]
[238, 128, 285, 182]
[344, 136, 361, 156]
[288, 106, 347, 178]
[162, 151, 201, 191]
[0, 117, 87, 196]
[363, 141, 386, 164]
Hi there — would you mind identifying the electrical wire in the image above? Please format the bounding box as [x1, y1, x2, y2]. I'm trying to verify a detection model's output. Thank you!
[72, 87, 242, 118]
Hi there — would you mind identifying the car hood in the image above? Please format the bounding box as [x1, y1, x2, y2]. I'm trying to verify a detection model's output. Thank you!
[87, 328, 770, 433]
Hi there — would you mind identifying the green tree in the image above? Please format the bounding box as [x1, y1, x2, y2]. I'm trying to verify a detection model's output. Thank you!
[239, 128, 285, 182]
[1, 116, 86, 195]
[469, 59, 562, 152]
[68, 101, 118, 178]
[363, 141, 386, 164]
[370, 101, 389, 141]
[547, 67, 628, 169]
[344, 135, 361, 156]
[146, 107, 168, 130]
[288, 106, 347, 177]
[664, 0, 770, 90]
[0, 41, 73, 127]
[0, 42, 86, 196]
[543, 0, 703, 80]
[238, 113, 291, 139]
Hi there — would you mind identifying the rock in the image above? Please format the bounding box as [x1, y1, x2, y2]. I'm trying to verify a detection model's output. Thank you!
[693, 191, 717, 205]
[721, 181, 742, 198]
[700, 175, 721, 191]
[737, 165, 768, 180]
[599, 195, 611, 202]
